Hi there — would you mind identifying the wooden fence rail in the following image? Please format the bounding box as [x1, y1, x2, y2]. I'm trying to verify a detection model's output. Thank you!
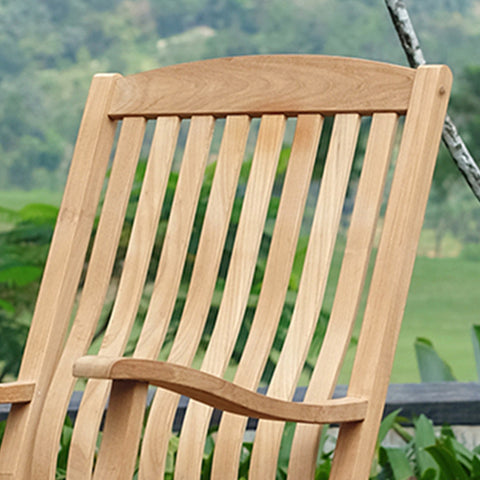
[1, 383, 479, 428]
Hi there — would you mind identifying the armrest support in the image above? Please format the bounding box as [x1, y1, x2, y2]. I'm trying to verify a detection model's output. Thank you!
[73, 356, 367, 424]
[0, 381, 35, 404]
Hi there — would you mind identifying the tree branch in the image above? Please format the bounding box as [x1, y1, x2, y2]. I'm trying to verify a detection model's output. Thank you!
[385, 0, 480, 202]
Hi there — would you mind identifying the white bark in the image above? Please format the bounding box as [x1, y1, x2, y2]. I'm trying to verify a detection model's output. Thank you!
[385, 0, 480, 202]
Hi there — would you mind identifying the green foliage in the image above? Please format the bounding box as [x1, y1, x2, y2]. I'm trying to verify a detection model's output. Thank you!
[1, 0, 479, 189]
[2, 368, 480, 479]
[472, 325, 480, 382]
[377, 414, 480, 480]
[461, 243, 480, 262]
[425, 61, 480, 258]
[451, 65, 480, 157]
[56, 416, 74, 479]
[156, 410, 480, 479]
[0, 202, 57, 380]
[415, 337, 456, 383]
[414, 325, 480, 383]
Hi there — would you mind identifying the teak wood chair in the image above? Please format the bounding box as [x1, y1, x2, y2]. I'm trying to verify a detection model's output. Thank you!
[0, 55, 451, 479]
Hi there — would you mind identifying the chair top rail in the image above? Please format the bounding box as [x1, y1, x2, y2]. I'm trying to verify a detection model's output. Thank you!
[108, 55, 416, 118]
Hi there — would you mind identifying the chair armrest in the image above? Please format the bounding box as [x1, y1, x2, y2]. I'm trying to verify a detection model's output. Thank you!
[0, 381, 35, 404]
[73, 356, 367, 424]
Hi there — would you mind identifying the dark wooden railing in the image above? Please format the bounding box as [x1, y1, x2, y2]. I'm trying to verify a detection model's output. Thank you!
[1, 383, 479, 428]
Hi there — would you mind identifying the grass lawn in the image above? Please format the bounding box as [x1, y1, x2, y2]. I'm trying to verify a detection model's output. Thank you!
[332, 254, 480, 384]
[0, 189, 62, 210]
[393, 256, 480, 383]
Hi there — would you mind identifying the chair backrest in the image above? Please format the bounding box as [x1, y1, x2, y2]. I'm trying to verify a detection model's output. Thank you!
[0, 55, 451, 479]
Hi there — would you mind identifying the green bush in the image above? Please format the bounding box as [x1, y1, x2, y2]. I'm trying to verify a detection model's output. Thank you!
[461, 243, 480, 262]
[2, 408, 479, 479]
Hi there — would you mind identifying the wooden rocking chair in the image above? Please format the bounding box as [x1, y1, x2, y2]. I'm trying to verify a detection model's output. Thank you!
[0, 55, 451, 479]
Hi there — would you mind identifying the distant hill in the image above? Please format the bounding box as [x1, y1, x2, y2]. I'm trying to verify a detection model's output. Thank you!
[0, 0, 479, 189]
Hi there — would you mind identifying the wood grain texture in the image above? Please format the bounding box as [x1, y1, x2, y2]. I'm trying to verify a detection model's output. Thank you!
[0, 56, 452, 480]
[212, 113, 358, 479]
[0, 73, 120, 480]
[206, 113, 324, 479]
[33, 115, 147, 480]
[138, 116, 250, 479]
[288, 113, 399, 479]
[110, 55, 415, 118]
[247, 113, 361, 479]
[2, 382, 474, 427]
[328, 65, 452, 480]
[93, 381, 149, 480]
[172, 114, 286, 479]
[136, 115, 250, 360]
[0, 383, 35, 404]
[68, 116, 210, 480]
[73, 356, 368, 424]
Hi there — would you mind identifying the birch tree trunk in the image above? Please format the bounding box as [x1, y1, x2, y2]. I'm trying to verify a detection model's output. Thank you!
[385, 0, 480, 202]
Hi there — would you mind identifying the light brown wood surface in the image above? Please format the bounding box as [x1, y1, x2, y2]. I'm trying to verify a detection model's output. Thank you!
[0, 73, 120, 480]
[0, 382, 35, 404]
[110, 55, 415, 117]
[329, 64, 452, 479]
[0, 56, 452, 480]
[74, 356, 368, 423]
[288, 112, 399, 478]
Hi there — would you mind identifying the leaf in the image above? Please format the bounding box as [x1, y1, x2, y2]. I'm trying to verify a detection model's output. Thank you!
[19, 203, 58, 225]
[0, 264, 43, 287]
[471, 325, 480, 382]
[277, 423, 296, 475]
[238, 442, 253, 479]
[382, 447, 415, 480]
[392, 419, 414, 443]
[57, 416, 73, 472]
[414, 337, 456, 382]
[420, 468, 437, 480]
[315, 461, 331, 480]
[277, 146, 291, 176]
[414, 415, 438, 476]
[377, 408, 402, 447]
[165, 435, 179, 473]
[0, 206, 21, 224]
[0, 299, 15, 313]
[472, 455, 480, 478]
[425, 444, 469, 480]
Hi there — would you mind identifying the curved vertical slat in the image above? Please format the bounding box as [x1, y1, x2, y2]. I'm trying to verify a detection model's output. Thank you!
[287, 113, 398, 479]
[88, 116, 184, 480]
[250, 113, 369, 479]
[329, 65, 451, 480]
[96, 114, 250, 479]
[167, 114, 286, 479]
[67, 115, 182, 479]
[209, 114, 323, 479]
[90, 113, 215, 479]
[0, 74, 119, 480]
[31, 116, 147, 479]
[137, 115, 250, 359]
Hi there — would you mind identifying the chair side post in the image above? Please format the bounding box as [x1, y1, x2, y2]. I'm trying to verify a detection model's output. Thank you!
[0, 73, 120, 480]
